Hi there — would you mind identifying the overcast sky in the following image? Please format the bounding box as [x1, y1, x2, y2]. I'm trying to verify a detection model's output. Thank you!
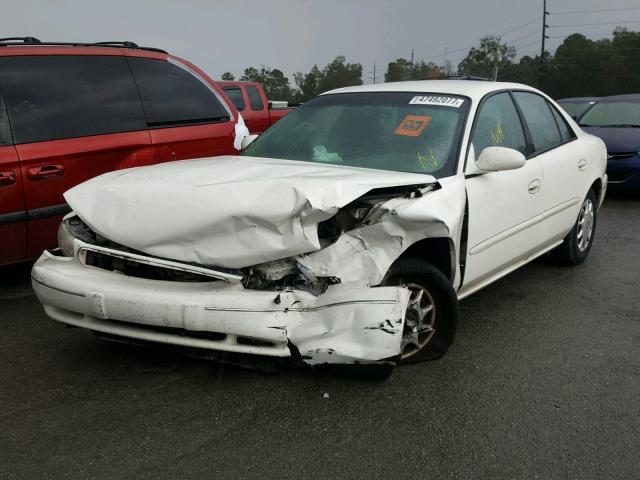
[3, 0, 639, 82]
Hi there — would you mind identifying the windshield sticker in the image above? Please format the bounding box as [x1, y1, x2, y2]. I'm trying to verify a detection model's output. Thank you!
[409, 96, 464, 108]
[394, 115, 431, 137]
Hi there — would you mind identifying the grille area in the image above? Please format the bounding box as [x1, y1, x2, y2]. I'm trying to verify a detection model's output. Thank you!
[84, 250, 218, 282]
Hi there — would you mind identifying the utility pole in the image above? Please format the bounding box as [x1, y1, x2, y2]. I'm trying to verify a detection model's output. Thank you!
[409, 49, 414, 80]
[539, 0, 549, 88]
[369, 63, 378, 84]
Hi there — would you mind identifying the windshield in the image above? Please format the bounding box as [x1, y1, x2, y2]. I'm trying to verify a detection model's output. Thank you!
[558, 101, 595, 120]
[579, 100, 640, 127]
[243, 92, 469, 177]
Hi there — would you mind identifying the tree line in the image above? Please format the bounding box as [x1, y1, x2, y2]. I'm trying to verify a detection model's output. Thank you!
[220, 27, 640, 102]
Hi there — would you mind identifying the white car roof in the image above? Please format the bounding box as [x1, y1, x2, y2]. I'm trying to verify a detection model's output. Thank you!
[322, 80, 540, 102]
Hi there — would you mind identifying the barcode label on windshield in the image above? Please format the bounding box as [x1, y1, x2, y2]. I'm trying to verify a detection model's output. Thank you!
[409, 96, 464, 108]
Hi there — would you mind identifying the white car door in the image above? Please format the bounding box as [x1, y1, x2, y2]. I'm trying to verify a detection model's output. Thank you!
[511, 92, 587, 248]
[461, 91, 545, 296]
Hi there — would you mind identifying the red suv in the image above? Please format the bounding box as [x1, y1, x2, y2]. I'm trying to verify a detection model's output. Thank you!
[0, 37, 240, 266]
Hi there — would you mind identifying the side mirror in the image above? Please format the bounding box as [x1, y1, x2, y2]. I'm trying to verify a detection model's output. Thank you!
[241, 134, 259, 150]
[475, 146, 526, 172]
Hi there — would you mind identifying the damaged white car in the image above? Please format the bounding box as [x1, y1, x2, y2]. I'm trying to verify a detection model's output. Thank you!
[32, 81, 607, 378]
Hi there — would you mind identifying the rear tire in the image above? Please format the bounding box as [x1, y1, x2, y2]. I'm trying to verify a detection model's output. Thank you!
[382, 257, 458, 364]
[553, 189, 597, 265]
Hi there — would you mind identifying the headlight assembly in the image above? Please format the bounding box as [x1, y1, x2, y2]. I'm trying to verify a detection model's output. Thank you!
[57, 220, 75, 257]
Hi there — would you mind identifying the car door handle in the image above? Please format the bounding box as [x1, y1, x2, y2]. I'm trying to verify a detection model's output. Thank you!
[578, 158, 588, 171]
[528, 179, 541, 194]
[0, 170, 16, 186]
[27, 164, 65, 181]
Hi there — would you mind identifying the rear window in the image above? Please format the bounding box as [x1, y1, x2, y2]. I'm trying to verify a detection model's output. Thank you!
[223, 87, 245, 111]
[246, 85, 264, 111]
[0, 55, 145, 144]
[128, 58, 230, 127]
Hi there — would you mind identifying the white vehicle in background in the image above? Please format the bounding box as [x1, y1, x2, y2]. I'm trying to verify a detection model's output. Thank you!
[32, 80, 607, 378]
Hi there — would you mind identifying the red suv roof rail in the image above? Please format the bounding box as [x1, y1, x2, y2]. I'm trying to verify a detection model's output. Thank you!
[0, 37, 167, 54]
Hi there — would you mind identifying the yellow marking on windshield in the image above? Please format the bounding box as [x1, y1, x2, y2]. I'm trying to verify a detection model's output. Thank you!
[417, 151, 428, 170]
[428, 147, 438, 167]
[491, 123, 505, 144]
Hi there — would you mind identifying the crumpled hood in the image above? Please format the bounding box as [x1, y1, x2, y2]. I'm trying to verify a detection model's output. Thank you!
[65, 155, 436, 268]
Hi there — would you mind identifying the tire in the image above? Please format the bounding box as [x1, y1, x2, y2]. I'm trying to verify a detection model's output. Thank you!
[382, 257, 458, 364]
[553, 189, 597, 266]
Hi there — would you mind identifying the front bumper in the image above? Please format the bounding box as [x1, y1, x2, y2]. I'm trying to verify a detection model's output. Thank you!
[32, 250, 410, 366]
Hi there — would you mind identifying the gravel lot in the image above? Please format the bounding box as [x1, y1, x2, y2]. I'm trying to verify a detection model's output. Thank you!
[1, 197, 639, 480]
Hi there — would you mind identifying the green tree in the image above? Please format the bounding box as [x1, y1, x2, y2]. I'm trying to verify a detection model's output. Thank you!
[458, 35, 516, 79]
[240, 66, 294, 101]
[293, 65, 321, 102]
[220, 72, 235, 81]
[317, 56, 363, 93]
[499, 55, 540, 87]
[385, 58, 443, 81]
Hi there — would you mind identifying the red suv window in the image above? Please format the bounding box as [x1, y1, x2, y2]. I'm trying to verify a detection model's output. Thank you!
[128, 58, 230, 128]
[0, 55, 146, 144]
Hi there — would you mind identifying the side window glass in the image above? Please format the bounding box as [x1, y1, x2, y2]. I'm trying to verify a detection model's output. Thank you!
[549, 101, 575, 143]
[0, 56, 145, 144]
[128, 58, 230, 127]
[0, 90, 12, 146]
[246, 85, 264, 111]
[513, 92, 562, 153]
[223, 87, 245, 111]
[472, 92, 527, 156]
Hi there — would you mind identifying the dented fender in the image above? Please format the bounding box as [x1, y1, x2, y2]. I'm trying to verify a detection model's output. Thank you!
[298, 176, 467, 287]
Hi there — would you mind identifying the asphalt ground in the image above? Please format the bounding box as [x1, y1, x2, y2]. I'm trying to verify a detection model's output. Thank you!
[1, 197, 639, 479]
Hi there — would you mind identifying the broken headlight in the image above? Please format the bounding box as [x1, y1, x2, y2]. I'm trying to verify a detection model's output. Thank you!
[57, 220, 75, 257]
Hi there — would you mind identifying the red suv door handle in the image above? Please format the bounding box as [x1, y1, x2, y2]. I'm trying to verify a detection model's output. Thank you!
[27, 164, 65, 181]
[0, 170, 16, 186]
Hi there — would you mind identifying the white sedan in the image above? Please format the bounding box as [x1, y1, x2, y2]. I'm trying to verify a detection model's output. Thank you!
[32, 80, 607, 377]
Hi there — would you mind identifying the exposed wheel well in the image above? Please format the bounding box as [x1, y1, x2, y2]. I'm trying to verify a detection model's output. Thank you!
[400, 237, 454, 283]
[590, 178, 603, 204]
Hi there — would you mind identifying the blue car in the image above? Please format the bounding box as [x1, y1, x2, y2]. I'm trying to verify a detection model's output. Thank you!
[557, 97, 600, 121]
[579, 94, 640, 194]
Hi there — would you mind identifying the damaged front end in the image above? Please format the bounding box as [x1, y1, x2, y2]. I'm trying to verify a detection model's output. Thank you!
[33, 157, 466, 373]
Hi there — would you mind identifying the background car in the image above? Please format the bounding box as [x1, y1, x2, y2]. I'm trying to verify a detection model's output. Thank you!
[216, 81, 293, 134]
[557, 97, 600, 120]
[0, 37, 242, 267]
[578, 94, 640, 194]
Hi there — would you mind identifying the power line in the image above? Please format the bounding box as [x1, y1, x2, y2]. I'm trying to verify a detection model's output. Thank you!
[420, 16, 541, 61]
[516, 39, 542, 51]
[549, 20, 640, 28]
[508, 29, 542, 44]
[550, 6, 640, 15]
[548, 32, 614, 38]
[500, 17, 543, 37]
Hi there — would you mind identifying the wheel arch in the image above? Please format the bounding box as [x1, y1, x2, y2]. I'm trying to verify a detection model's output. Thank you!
[397, 237, 455, 284]
[590, 177, 603, 205]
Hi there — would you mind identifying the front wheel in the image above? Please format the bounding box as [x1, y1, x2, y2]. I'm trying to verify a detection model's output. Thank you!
[553, 189, 598, 265]
[382, 258, 458, 363]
